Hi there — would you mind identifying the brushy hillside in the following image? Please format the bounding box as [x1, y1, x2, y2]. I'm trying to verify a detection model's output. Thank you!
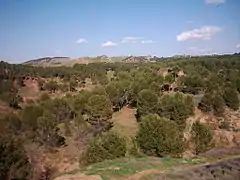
[1, 54, 240, 179]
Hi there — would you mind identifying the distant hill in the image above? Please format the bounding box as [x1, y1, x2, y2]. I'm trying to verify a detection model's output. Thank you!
[23, 56, 127, 67]
[23, 57, 71, 66]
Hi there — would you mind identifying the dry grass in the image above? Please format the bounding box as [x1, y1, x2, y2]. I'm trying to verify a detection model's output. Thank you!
[110, 106, 138, 139]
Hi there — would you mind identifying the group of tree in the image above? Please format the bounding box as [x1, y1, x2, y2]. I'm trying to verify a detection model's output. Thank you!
[1, 54, 240, 178]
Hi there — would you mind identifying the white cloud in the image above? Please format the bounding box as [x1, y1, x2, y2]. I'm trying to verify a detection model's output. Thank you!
[101, 41, 117, 47]
[205, 0, 225, 5]
[177, 26, 222, 42]
[141, 40, 155, 44]
[121, 36, 143, 43]
[76, 38, 88, 44]
[236, 44, 240, 49]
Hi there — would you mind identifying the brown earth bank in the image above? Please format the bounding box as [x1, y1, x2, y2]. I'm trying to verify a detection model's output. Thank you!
[139, 156, 240, 180]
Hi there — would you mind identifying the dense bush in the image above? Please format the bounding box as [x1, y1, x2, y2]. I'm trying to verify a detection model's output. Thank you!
[81, 132, 126, 165]
[212, 94, 225, 115]
[158, 92, 194, 128]
[198, 93, 212, 112]
[136, 114, 184, 156]
[223, 88, 239, 110]
[0, 135, 32, 180]
[39, 92, 51, 101]
[136, 89, 159, 119]
[198, 93, 225, 115]
[191, 121, 213, 154]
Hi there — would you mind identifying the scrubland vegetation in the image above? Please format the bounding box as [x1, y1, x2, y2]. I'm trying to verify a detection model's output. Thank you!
[0, 54, 240, 179]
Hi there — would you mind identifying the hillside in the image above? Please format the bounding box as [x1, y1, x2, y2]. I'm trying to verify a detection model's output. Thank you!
[1, 54, 240, 180]
[23, 57, 71, 66]
[22, 55, 127, 67]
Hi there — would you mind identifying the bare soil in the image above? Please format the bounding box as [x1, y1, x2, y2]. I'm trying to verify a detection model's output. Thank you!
[139, 156, 240, 180]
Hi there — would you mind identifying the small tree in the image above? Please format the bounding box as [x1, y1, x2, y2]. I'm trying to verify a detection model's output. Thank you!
[136, 89, 159, 120]
[198, 93, 212, 112]
[158, 92, 194, 129]
[36, 112, 66, 147]
[212, 94, 225, 116]
[39, 92, 50, 102]
[44, 80, 58, 92]
[86, 95, 113, 125]
[191, 121, 213, 154]
[223, 87, 239, 110]
[81, 132, 126, 165]
[198, 93, 225, 115]
[0, 135, 32, 180]
[136, 114, 184, 157]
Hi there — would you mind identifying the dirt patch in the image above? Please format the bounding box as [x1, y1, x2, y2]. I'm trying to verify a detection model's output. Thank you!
[110, 106, 138, 138]
[54, 174, 102, 180]
[140, 157, 240, 180]
[200, 147, 240, 159]
[127, 169, 163, 180]
[19, 78, 40, 101]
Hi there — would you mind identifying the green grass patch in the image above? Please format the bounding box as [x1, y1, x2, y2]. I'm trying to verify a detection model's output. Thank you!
[58, 157, 207, 180]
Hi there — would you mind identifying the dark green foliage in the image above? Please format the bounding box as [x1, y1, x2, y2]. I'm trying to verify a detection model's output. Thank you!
[36, 112, 65, 147]
[128, 138, 142, 157]
[21, 105, 44, 130]
[0, 135, 32, 180]
[43, 80, 58, 92]
[158, 92, 194, 128]
[81, 132, 126, 165]
[136, 114, 184, 156]
[191, 121, 213, 154]
[136, 89, 158, 119]
[212, 94, 225, 115]
[39, 92, 50, 101]
[42, 98, 73, 123]
[223, 87, 239, 110]
[164, 73, 175, 84]
[198, 93, 225, 115]
[105, 81, 130, 109]
[198, 93, 212, 112]
[4, 113, 22, 135]
[86, 95, 113, 124]
[73, 90, 91, 113]
[9, 95, 23, 109]
[180, 73, 205, 88]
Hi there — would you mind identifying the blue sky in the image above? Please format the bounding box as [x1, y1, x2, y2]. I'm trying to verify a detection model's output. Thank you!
[0, 0, 239, 63]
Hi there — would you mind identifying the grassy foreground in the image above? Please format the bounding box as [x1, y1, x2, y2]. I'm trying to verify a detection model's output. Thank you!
[56, 157, 207, 180]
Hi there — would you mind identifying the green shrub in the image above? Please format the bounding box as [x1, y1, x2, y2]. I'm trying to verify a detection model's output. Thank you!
[212, 94, 225, 115]
[136, 89, 159, 120]
[223, 88, 239, 110]
[0, 135, 32, 180]
[198, 93, 225, 115]
[136, 114, 185, 157]
[128, 137, 142, 157]
[81, 132, 126, 165]
[198, 93, 212, 112]
[158, 92, 194, 129]
[191, 121, 213, 154]
[39, 92, 50, 101]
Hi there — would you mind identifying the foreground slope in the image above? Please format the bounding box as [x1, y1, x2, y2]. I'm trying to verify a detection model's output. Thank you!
[55, 154, 240, 180]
